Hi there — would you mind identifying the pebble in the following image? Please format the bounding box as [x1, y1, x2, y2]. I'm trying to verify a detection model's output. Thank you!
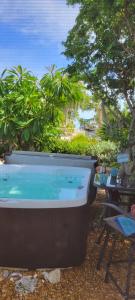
[3, 270, 10, 278]
[10, 272, 22, 281]
[15, 275, 38, 294]
[43, 269, 61, 284]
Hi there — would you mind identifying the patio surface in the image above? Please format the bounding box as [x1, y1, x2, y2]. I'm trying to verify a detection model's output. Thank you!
[0, 191, 128, 299]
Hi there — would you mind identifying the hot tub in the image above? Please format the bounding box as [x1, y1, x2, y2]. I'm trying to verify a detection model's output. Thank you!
[0, 164, 92, 268]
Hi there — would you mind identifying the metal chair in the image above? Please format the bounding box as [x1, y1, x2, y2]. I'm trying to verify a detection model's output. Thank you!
[96, 203, 135, 300]
[95, 186, 131, 245]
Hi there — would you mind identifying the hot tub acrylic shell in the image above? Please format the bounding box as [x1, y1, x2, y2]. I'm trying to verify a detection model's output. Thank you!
[0, 164, 91, 208]
[5, 151, 97, 204]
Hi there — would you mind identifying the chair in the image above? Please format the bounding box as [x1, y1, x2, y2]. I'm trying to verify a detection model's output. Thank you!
[96, 203, 135, 300]
[96, 203, 125, 268]
[95, 185, 133, 245]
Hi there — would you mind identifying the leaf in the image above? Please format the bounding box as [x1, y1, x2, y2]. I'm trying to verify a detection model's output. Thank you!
[32, 121, 39, 134]
[23, 129, 30, 142]
[4, 123, 8, 135]
[14, 119, 34, 128]
[0, 69, 7, 79]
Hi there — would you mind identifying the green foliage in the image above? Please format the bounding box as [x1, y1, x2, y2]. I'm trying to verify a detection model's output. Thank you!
[40, 68, 89, 120]
[0, 67, 44, 149]
[0, 64, 121, 163]
[86, 140, 118, 164]
[64, 0, 135, 149]
[98, 122, 129, 150]
[42, 133, 118, 164]
[97, 108, 131, 150]
[0, 65, 89, 151]
[44, 134, 97, 155]
[69, 134, 97, 155]
[34, 125, 62, 152]
[0, 141, 10, 156]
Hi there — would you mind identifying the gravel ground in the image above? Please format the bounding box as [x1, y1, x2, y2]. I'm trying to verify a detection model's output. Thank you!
[0, 191, 127, 300]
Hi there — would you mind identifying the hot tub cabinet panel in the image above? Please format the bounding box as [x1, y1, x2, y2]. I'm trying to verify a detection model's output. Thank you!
[2, 151, 97, 268]
[0, 205, 89, 269]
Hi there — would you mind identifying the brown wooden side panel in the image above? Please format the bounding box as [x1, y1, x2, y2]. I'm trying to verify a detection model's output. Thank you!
[0, 205, 89, 269]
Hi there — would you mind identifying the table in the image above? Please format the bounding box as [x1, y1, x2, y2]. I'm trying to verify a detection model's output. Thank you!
[106, 184, 135, 212]
[94, 180, 135, 222]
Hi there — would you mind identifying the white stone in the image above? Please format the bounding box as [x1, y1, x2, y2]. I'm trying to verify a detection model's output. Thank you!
[2, 270, 10, 278]
[43, 269, 61, 284]
[15, 276, 38, 294]
[10, 272, 22, 280]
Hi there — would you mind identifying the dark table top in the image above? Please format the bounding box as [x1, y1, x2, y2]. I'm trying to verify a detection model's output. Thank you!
[94, 181, 135, 195]
[106, 184, 135, 194]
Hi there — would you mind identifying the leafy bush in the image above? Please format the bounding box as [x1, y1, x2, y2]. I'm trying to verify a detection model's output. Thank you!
[71, 134, 96, 144]
[86, 140, 118, 164]
[42, 134, 118, 164]
[68, 134, 97, 155]
[0, 66, 89, 152]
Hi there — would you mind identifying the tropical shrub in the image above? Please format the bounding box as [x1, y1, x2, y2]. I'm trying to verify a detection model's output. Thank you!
[0, 66, 45, 150]
[97, 108, 131, 151]
[0, 66, 89, 151]
[42, 134, 118, 164]
[86, 140, 118, 164]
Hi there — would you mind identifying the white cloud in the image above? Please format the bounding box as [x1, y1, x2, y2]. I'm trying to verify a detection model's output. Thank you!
[0, 0, 79, 43]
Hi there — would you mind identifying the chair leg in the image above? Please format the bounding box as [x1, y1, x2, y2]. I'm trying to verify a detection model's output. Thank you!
[96, 227, 110, 271]
[96, 224, 106, 245]
[105, 237, 116, 283]
[124, 242, 135, 300]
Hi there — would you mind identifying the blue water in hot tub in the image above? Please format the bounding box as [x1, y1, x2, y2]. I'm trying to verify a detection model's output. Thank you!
[0, 169, 85, 200]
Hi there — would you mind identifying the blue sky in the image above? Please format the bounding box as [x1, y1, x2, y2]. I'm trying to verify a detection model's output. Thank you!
[0, 0, 79, 77]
